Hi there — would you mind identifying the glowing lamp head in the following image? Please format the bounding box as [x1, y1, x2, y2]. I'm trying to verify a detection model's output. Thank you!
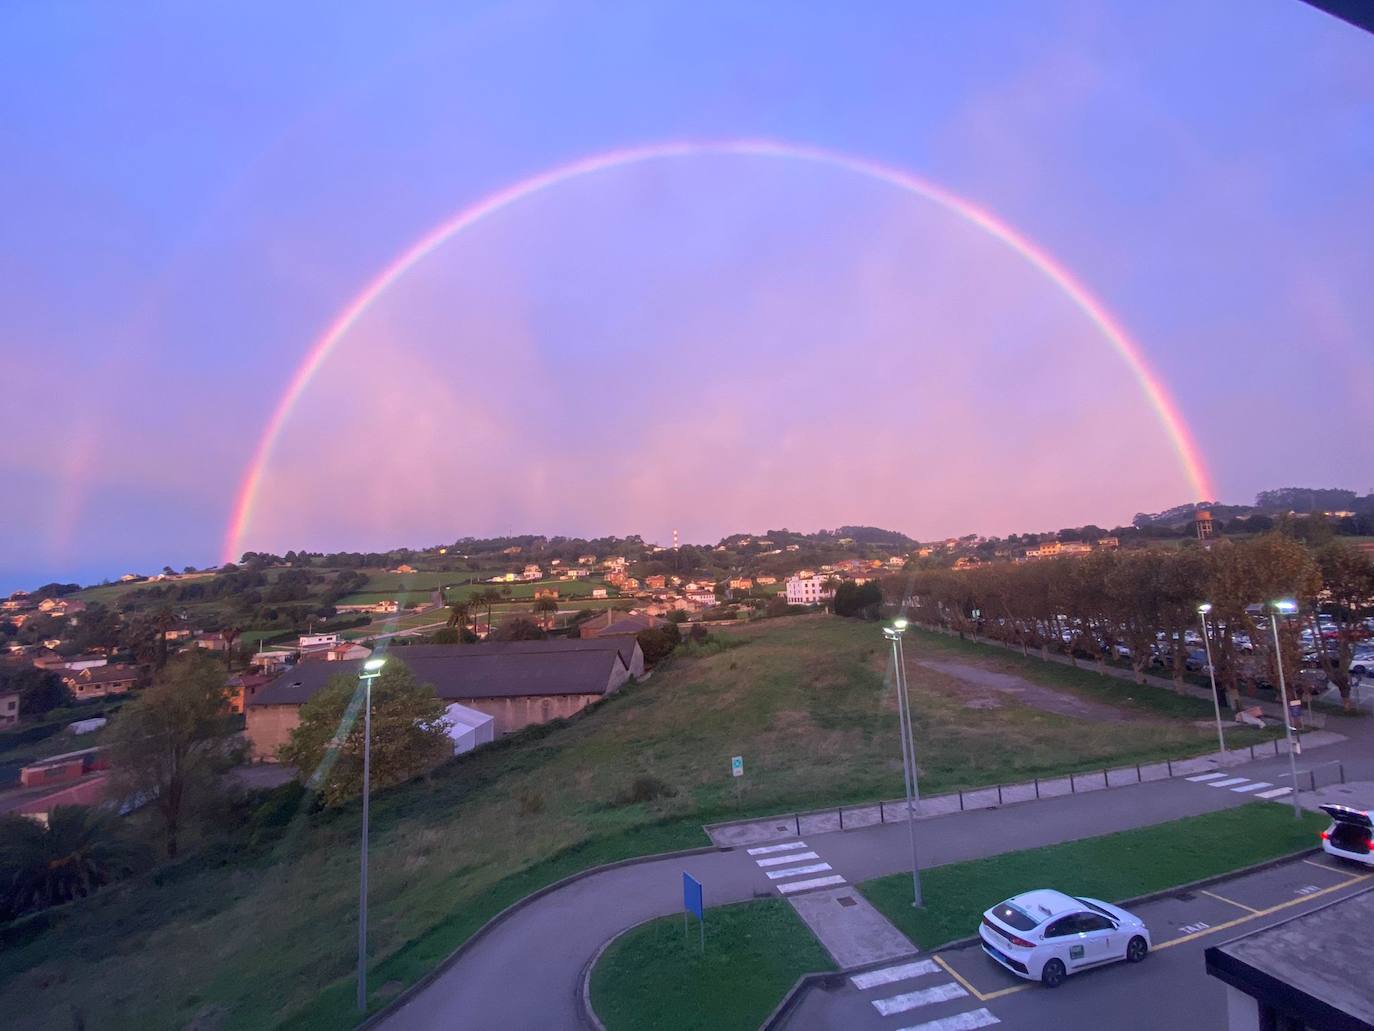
[893, 618, 909, 631]
[1272, 599, 1298, 615]
[363, 657, 386, 672]
[1197, 603, 1212, 615]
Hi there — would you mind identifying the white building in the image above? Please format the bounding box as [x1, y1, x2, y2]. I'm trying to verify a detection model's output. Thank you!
[298, 632, 339, 649]
[785, 575, 834, 606]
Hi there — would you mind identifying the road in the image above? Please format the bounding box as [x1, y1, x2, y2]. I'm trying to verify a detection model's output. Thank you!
[783, 853, 1372, 1031]
[374, 729, 1370, 1031]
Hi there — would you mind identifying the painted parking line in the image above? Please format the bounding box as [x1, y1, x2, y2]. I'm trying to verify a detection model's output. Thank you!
[1302, 858, 1356, 875]
[896, 1010, 1000, 1031]
[873, 981, 968, 1016]
[747, 841, 807, 856]
[1207, 777, 1251, 788]
[1199, 888, 1260, 914]
[1256, 787, 1292, 799]
[776, 874, 847, 894]
[1186, 772, 1227, 782]
[1155, 871, 1371, 950]
[1231, 782, 1272, 793]
[756, 851, 820, 867]
[850, 959, 939, 990]
[765, 862, 832, 880]
[932, 954, 1029, 1003]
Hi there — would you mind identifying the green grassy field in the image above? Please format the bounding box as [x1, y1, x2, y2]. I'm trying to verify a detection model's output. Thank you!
[861, 803, 1327, 949]
[336, 590, 434, 608]
[590, 900, 832, 1031]
[0, 615, 1280, 1030]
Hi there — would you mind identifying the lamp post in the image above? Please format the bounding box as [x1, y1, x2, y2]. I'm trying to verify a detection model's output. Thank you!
[357, 656, 386, 1013]
[884, 618, 923, 907]
[1268, 602, 1302, 818]
[1196, 604, 1227, 765]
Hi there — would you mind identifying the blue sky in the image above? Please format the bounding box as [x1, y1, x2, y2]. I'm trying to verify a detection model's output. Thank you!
[1, 2, 1371, 590]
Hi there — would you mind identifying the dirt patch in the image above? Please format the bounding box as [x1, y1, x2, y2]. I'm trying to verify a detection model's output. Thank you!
[917, 659, 1132, 722]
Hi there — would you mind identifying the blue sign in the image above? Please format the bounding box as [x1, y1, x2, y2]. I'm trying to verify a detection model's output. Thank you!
[683, 873, 703, 920]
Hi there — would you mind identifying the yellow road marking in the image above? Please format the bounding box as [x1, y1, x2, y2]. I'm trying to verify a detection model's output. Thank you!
[1199, 888, 1260, 914]
[1156, 873, 1370, 951]
[932, 952, 1029, 1002]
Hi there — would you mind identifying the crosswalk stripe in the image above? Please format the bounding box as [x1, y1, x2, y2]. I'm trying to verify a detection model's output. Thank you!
[1232, 781, 1272, 793]
[765, 862, 831, 880]
[1207, 777, 1250, 788]
[757, 851, 819, 867]
[776, 874, 846, 894]
[747, 841, 807, 855]
[896, 1008, 1000, 1031]
[873, 981, 968, 1016]
[1186, 772, 1226, 782]
[1257, 787, 1292, 799]
[850, 959, 939, 990]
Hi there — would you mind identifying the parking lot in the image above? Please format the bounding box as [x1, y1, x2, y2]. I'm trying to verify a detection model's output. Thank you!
[781, 853, 1371, 1031]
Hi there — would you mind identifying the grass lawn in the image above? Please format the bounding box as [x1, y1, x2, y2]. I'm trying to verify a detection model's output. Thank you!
[589, 899, 833, 1031]
[0, 615, 1283, 1030]
[336, 590, 434, 608]
[861, 803, 1327, 949]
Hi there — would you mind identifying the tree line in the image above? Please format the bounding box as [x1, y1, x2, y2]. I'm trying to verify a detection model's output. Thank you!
[886, 534, 1374, 711]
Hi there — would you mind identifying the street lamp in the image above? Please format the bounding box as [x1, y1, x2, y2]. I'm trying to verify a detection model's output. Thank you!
[1196, 604, 1227, 765]
[357, 656, 386, 1013]
[1268, 601, 1302, 818]
[883, 620, 922, 907]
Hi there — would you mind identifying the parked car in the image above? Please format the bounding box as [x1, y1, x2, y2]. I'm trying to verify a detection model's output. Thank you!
[979, 889, 1151, 987]
[1320, 805, 1373, 867]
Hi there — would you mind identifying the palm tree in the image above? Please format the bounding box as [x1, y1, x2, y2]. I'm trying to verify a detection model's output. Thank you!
[532, 597, 559, 630]
[447, 600, 472, 632]
[0, 806, 144, 918]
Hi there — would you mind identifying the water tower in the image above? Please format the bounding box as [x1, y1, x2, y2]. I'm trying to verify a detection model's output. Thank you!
[1195, 508, 1214, 540]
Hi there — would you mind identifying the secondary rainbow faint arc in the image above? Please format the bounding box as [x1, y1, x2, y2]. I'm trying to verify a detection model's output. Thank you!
[223, 138, 1216, 563]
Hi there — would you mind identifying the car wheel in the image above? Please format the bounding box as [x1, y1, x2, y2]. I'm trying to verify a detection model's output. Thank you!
[1126, 936, 1148, 963]
[1041, 958, 1066, 988]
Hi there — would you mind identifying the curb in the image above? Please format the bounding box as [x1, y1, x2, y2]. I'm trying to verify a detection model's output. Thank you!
[356, 842, 721, 1030]
[756, 845, 1324, 1029]
[578, 915, 663, 1031]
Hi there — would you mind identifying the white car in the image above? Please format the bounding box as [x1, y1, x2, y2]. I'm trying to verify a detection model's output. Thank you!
[1320, 805, 1373, 866]
[979, 889, 1151, 988]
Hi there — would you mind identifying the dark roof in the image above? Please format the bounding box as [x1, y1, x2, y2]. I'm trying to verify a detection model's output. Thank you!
[1205, 886, 1374, 1031]
[62, 665, 138, 685]
[249, 638, 631, 708]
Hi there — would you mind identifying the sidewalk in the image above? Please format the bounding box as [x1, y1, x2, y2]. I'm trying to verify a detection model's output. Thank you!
[706, 730, 1346, 847]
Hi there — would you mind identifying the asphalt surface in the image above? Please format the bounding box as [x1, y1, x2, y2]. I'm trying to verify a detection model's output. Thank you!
[375, 722, 1373, 1031]
[783, 853, 1373, 1031]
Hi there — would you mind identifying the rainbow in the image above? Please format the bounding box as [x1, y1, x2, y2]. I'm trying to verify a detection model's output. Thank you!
[223, 139, 1215, 562]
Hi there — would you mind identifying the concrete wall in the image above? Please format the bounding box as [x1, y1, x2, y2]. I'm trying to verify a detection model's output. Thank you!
[246, 704, 301, 761]
[459, 693, 604, 735]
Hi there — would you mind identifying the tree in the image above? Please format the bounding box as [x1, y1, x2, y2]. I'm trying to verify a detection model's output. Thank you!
[832, 580, 883, 619]
[430, 626, 462, 645]
[494, 618, 546, 641]
[279, 661, 449, 806]
[0, 806, 145, 919]
[532, 597, 559, 629]
[1308, 541, 1374, 711]
[447, 600, 473, 631]
[636, 623, 681, 666]
[0, 664, 72, 716]
[105, 653, 234, 857]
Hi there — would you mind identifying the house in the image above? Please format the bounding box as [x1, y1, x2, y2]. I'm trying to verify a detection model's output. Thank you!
[686, 591, 716, 606]
[887, 556, 905, 567]
[502, 546, 523, 555]
[1025, 541, 1093, 559]
[119, 573, 142, 582]
[577, 554, 596, 565]
[1096, 537, 1120, 549]
[31, 650, 67, 670]
[0, 691, 18, 728]
[61, 665, 138, 699]
[226, 672, 275, 714]
[728, 577, 753, 591]
[245, 637, 644, 760]
[488, 572, 517, 583]
[591, 588, 608, 599]
[195, 631, 232, 652]
[534, 588, 560, 600]
[253, 648, 295, 673]
[785, 575, 834, 606]
[953, 556, 981, 570]
[579, 610, 664, 639]
[550, 559, 562, 567]
[785, 544, 800, 552]
[521, 564, 544, 581]
[299, 632, 339, 649]
[645, 575, 667, 590]
[299, 641, 373, 663]
[164, 628, 193, 641]
[603, 556, 628, 571]
[621, 577, 641, 591]
[391, 563, 416, 574]
[755, 575, 778, 585]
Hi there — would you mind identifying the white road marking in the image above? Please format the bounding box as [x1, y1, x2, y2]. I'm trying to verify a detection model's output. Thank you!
[1180, 921, 1210, 933]
[747, 841, 808, 855]
[1207, 777, 1250, 788]
[1257, 787, 1293, 799]
[765, 862, 832, 880]
[777, 874, 847, 894]
[757, 851, 819, 867]
[850, 959, 940, 990]
[1231, 781, 1272, 793]
[1186, 772, 1227, 782]
[873, 981, 968, 1015]
[896, 1009, 1000, 1031]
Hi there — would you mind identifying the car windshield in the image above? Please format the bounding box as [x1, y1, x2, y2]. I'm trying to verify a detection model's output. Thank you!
[1075, 897, 1116, 919]
[992, 902, 1038, 931]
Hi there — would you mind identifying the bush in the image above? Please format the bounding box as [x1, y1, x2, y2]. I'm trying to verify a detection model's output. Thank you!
[636, 624, 681, 667]
[614, 775, 676, 806]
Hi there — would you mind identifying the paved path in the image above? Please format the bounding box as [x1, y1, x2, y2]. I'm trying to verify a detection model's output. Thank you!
[374, 729, 1365, 1031]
